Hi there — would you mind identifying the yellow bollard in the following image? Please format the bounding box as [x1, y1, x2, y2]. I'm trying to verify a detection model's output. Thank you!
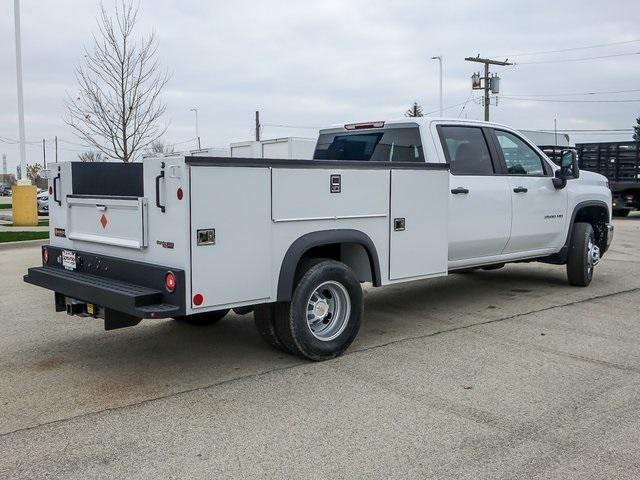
[11, 185, 38, 227]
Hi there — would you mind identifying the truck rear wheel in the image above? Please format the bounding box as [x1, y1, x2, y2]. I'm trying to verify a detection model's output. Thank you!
[274, 259, 363, 361]
[253, 303, 292, 353]
[174, 309, 229, 326]
[567, 222, 599, 287]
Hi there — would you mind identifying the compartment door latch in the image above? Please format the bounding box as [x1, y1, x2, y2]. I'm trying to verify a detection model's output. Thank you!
[330, 174, 341, 193]
[394, 218, 406, 231]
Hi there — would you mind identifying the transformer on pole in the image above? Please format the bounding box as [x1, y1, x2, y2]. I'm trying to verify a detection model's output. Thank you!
[465, 55, 512, 121]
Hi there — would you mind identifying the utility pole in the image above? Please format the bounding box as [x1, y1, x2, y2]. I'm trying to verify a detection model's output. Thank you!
[255, 111, 261, 141]
[431, 56, 443, 116]
[42, 138, 46, 168]
[54, 135, 58, 163]
[190, 108, 201, 150]
[465, 55, 512, 121]
[2, 154, 7, 176]
[13, 0, 27, 182]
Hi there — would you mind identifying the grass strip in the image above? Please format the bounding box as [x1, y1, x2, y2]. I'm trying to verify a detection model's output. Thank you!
[0, 231, 49, 243]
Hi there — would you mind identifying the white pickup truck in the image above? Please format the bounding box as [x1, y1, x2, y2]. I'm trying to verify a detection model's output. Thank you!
[25, 118, 613, 360]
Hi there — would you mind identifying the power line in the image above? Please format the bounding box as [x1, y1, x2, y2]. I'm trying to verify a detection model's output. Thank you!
[262, 123, 321, 129]
[515, 51, 640, 65]
[505, 88, 640, 97]
[492, 38, 640, 58]
[500, 96, 640, 103]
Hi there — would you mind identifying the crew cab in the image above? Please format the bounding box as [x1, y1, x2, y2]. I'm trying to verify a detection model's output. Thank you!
[24, 118, 614, 361]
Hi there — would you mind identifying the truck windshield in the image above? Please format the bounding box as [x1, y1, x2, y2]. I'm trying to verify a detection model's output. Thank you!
[313, 127, 424, 162]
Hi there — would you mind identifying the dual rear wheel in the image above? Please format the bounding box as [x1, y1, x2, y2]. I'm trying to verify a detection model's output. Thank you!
[254, 259, 363, 361]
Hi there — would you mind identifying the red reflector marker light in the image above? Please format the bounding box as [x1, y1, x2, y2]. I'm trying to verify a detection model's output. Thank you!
[344, 121, 385, 130]
[165, 272, 176, 293]
[193, 293, 203, 306]
[176, 188, 184, 200]
[42, 247, 49, 265]
[48, 186, 53, 195]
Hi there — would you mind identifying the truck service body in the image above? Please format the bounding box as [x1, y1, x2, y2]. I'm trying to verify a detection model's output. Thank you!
[25, 118, 614, 360]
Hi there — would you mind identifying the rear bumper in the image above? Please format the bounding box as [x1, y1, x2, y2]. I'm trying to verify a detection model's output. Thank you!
[24, 246, 185, 321]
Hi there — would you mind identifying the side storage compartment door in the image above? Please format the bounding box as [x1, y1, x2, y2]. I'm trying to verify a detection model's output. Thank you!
[190, 166, 271, 308]
[389, 169, 448, 280]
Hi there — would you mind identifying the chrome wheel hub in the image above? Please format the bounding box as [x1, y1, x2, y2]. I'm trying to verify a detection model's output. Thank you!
[306, 281, 351, 342]
[587, 238, 600, 274]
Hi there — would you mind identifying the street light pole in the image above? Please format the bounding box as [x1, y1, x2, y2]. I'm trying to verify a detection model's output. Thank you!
[190, 108, 201, 150]
[431, 56, 443, 116]
[13, 0, 27, 182]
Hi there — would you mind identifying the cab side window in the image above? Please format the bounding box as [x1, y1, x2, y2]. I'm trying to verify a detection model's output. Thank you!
[439, 126, 494, 175]
[494, 130, 546, 176]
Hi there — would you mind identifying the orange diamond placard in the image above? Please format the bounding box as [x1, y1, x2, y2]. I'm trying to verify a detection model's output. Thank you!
[99, 214, 108, 229]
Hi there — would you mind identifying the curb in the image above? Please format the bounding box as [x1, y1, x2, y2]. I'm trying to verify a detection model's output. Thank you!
[0, 239, 49, 251]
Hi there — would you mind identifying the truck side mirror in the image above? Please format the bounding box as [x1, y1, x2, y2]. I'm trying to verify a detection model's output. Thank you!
[560, 149, 579, 179]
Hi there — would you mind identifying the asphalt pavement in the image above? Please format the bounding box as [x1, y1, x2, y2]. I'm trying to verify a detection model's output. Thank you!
[1, 215, 639, 479]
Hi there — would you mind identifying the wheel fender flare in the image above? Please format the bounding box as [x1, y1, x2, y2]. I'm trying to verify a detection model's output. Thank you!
[563, 200, 609, 248]
[276, 229, 381, 302]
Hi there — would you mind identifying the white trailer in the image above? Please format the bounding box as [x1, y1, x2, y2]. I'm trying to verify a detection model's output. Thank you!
[25, 118, 613, 361]
[230, 137, 316, 159]
[261, 137, 316, 159]
[230, 141, 262, 158]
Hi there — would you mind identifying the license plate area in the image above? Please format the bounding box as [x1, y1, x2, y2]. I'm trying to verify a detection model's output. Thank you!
[62, 250, 77, 270]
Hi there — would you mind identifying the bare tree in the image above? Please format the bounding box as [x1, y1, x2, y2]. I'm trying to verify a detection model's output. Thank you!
[64, 1, 169, 162]
[78, 151, 106, 162]
[148, 139, 174, 154]
[26, 164, 43, 182]
[633, 116, 640, 142]
[405, 102, 424, 118]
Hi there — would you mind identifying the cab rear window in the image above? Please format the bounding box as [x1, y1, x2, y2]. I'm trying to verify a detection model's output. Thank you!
[313, 127, 425, 162]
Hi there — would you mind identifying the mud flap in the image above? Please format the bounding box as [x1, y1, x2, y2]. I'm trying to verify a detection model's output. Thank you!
[105, 309, 142, 330]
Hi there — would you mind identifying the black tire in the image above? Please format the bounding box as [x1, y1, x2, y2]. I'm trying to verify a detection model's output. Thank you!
[174, 309, 229, 326]
[482, 263, 505, 271]
[456, 268, 478, 274]
[567, 222, 597, 287]
[253, 303, 292, 353]
[233, 306, 254, 315]
[273, 259, 363, 361]
[613, 209, 631, 217]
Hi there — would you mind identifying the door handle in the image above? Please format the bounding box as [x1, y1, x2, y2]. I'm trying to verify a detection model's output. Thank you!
[52, 173, 62, 205]
[451, 187, 469, 194]
[155, 164, 166, 213]
[513, 186, 528, 193]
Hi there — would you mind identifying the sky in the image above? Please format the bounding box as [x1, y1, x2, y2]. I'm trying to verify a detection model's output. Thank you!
[1, 0, 640, 172]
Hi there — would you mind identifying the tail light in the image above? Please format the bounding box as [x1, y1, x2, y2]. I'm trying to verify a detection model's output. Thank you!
[625, 194, 634, 201]
[42, 247, 49, 265]
[165, 272, 176, 293]
[176, 188, 184, 200]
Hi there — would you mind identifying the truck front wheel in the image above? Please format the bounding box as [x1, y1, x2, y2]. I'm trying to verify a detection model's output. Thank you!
[274, 259, 363, 361]
[567, 222, 599, 287]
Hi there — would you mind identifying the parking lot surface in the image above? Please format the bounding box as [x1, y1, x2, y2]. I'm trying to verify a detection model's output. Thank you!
[1, 216, 640, 479]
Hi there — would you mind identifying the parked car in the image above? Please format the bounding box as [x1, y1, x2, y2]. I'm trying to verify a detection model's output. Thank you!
[37, 192, 49, 215]
[25, 118, 613, 361]
[0, 184, 12, 196]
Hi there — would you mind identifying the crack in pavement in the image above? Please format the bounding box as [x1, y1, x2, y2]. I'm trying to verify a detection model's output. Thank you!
[1, 285, 639, 440]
